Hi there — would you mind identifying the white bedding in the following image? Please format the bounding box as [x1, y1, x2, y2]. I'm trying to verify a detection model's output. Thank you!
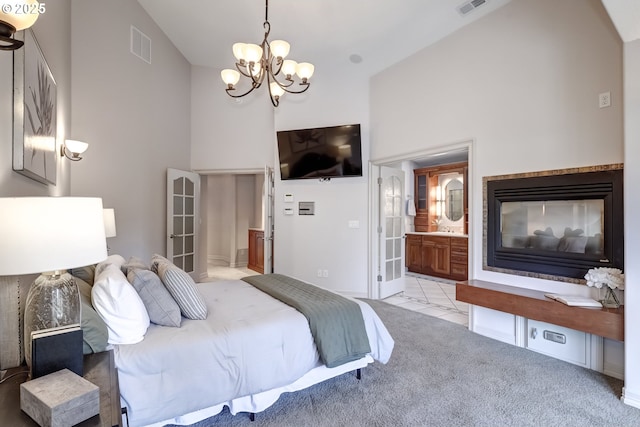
[115, 279, 394, 427]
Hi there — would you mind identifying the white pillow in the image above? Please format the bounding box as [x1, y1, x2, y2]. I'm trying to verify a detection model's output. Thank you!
[95, 254, 127, 276]
[92, 263, 150, 345]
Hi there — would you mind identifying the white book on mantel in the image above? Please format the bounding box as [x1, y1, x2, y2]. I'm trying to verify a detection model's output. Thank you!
[544, 293, 603, 307]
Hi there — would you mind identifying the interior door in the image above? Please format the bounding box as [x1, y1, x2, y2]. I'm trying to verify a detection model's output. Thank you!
[263, 166, 275, 273]
[167, 168, 200, 280]
[377, 165, 406, 299]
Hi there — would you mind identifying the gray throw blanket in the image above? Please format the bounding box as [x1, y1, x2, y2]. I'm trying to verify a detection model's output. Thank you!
[241, 274, 371, 368]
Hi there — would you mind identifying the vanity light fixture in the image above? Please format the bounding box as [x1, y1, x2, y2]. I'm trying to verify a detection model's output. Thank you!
[0, 0, 42, 51]
[220, 0, 314, 107]
[61, 139, 89, 161]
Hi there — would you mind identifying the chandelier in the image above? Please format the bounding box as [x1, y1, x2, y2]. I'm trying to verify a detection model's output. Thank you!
[220, 0, 314, 107]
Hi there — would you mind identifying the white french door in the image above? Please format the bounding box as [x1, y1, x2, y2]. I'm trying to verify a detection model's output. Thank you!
[263, 166, 275, 273]
[167, 168, 200, 280]
[374, 165, 406, 299]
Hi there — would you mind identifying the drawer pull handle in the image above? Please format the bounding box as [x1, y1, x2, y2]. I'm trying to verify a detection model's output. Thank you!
[531, 327, 537, 339]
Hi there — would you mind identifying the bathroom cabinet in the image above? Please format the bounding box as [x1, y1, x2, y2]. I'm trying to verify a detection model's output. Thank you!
[406, 233, 468, 280]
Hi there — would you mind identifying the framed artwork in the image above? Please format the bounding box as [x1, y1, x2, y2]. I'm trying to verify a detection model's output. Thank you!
[13, 29, 57, 185]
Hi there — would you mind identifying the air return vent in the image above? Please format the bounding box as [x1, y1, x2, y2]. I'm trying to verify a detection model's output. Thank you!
[130, 26, 151, 64]
[457, 0, 487, 16]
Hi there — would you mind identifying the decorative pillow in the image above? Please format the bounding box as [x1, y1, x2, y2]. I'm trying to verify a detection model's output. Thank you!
[70, 264, 97, 286]
[157, 263, 208, 320]
[150, 253, 172, 274]
[128, 268, 181, 327]
[74, 276, 109, 354]
[92, 263, 150, 345]
[95, 254, 127, 276]
[122, 256, 149, 275]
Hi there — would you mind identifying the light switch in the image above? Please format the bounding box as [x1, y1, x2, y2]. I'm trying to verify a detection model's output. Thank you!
[348, 220, 360, 229]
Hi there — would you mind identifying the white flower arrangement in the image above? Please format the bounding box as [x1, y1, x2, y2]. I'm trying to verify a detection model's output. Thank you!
[584, 267, 625, 290]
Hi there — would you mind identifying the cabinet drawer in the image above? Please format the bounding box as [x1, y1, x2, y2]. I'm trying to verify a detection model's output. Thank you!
[450, 237, 468, 249]
[422, 236, 450, 245]
[450, 263, 467, 279]
[451, 253, 467, 264]
[406, 234, 422, 244]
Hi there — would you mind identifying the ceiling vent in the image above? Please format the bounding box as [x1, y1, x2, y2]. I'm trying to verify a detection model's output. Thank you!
[457, 0, 487, 16]
[130, 26, 151, 64]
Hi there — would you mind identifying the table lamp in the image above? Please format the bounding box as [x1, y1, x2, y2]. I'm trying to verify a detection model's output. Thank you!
[0, 197, 108, 369]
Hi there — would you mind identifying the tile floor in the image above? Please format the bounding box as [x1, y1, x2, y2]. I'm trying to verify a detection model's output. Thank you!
[382, 272, 469, 327]
[206, 266, 468, 327]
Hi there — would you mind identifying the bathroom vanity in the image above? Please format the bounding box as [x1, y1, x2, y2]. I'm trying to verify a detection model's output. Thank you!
[406, 232, 468, 280]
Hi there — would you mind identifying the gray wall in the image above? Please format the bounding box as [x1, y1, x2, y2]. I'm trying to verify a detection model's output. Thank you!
[69, 0, 191, 261]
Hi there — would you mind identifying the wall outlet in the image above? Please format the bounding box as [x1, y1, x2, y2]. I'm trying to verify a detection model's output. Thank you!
[599, 91, 611, 108]
[317, 269, 322, 277]
[322, 269, 329, 278]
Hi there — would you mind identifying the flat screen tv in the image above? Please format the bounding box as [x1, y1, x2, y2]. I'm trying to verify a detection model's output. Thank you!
[276, 124, 362, 180]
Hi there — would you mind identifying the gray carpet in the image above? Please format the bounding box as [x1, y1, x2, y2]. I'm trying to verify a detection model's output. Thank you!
[166, 299, 640, 427]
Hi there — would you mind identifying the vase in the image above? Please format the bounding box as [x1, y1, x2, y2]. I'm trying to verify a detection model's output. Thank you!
[599, 287, 620, 308]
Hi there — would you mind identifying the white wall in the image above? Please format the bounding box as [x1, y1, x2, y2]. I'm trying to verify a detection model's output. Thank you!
[191, 53, 372, 295]
[190, 66, 274, 172]
[371, 0, 623, 296]
[371, 0, 629, 382]
[272, 64, 371, 296]
[0, 1, 72, 197]
[622, 38, 640, 407]
[69, 0, 191, 260]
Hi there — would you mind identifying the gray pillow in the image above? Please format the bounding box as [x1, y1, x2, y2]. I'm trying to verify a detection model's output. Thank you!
[74, 276, 109, 354]
[157, 263, 208, 320]
[122, 256, 149, 275]
[128, 268, 181, 327]
[70, 265, 96, 286]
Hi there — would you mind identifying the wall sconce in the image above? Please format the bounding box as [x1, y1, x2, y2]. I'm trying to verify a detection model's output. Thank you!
[0, 0, 41, 51]
[61, 139, 89, 161]
[435, 185, 444, 218]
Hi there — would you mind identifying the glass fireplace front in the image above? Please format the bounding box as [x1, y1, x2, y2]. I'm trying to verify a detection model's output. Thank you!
[485, 166, 623, 282]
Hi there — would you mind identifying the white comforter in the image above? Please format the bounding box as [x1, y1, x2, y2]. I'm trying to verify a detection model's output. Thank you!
[114, 279, 394, 427]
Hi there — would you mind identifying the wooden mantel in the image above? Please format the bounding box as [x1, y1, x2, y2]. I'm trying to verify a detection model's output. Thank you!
[456, 280, 624, 342]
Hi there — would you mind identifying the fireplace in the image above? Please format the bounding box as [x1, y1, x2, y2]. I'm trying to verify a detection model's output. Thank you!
[483, 165, 623, 283]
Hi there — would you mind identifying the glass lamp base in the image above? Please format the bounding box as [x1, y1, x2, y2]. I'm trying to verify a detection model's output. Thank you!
[23, 272, 80, 368]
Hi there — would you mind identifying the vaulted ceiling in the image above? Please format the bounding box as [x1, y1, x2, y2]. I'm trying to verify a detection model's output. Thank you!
[137, 0, 512, 76]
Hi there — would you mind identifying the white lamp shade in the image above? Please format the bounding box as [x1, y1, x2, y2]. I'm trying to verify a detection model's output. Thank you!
[296, 62, 315, 80]
[0, 0, 40, 31]
[270, 82, 285, 98]
[221, 69, 240, 86]
[64, 139, 89, 155]
[232, 43, 247, 61]
[103, 208, 117, 238]
[269, 40, 290, 59]
[243, 43, 263, 63]
[0, 197, 108, 275]
[281, 60, 297, 77]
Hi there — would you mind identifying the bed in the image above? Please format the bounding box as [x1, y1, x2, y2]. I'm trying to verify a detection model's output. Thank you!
[79, 256, 394, 427]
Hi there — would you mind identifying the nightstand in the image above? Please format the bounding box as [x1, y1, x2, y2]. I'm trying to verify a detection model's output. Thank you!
[0, 350, 123, 427]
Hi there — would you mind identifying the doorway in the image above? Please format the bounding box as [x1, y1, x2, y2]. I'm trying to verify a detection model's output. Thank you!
[198, 168, 274, 281]
[369, 141, 473, 299]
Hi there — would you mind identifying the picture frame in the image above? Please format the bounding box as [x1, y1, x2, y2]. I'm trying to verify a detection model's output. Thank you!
[13, 29, 57, 185]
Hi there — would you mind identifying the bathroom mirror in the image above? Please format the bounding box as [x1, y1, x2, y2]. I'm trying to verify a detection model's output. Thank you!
[445, 178, 464, 222]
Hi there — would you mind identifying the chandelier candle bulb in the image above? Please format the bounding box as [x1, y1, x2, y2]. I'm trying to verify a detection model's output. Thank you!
[281, 60, 298, 78]
[296, 62, 315, 81]
[269, 40, 290, 59]
[221, 69, 241, 88]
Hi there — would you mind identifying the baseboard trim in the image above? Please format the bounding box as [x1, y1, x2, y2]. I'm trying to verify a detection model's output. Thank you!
[621, 387, 640, 409]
